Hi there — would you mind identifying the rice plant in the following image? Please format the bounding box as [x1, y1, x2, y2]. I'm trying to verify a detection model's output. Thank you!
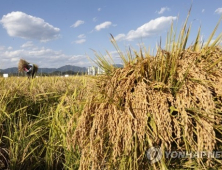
[73, 11, 222, 169]
[0, 76, 95, 170]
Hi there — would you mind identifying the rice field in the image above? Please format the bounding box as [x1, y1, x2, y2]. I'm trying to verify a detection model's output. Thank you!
[0, 76, 95, 170]
[1, 12, 222, 170]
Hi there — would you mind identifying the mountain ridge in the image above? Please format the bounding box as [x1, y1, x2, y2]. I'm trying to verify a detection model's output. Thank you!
[0, 65, 88, 74]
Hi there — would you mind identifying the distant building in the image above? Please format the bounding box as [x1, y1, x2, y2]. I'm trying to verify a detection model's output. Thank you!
[88, 66, 105, 75]
[88, 66, 97, 75]
[98, 67, 105, 74]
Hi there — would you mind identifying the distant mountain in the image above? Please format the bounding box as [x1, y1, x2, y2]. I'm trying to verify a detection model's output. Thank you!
[113, 64, 123, 68]
[0, 65, 87, 74]
[57, 65, 87, 72]
[0, 67, 18, 73]
[38, 68, 57, 73]
[0, 64, 124, 75]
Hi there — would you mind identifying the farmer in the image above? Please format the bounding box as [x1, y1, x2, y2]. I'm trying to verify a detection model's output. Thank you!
[18, 59, 38, 78]
[24, 63, 33, 73]
[24, 63, 37, 78]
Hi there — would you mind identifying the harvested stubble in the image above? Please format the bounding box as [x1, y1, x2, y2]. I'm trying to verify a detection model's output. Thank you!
[73, 46, 222, 169]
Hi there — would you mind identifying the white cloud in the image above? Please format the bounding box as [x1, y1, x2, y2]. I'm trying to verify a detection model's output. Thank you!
[93, 17, 97, 22]
[215, 8, 222, 14]
[75, 39, 86, 44]
[202, 9, 205, 13]
[11, 57, 19, 62]
[0, 46, 5, 51]
[104, 51, 125, 65]
[114, 34, 126, 41]
[8, 46, 13, 50]
[98, 8, 101, 11]
[115, 16, 177, 41]
[71, 20, 85, 28]
[157, 7, 170, 14]
[21, 41, 34, 48]
[95, 21, 112, 31]
[0, 11, 60, 42]
[0, 46, 88, 69]
[204, 39, 222, 46]
[68, 55, 87, 62]
[77, 34, 86, 39]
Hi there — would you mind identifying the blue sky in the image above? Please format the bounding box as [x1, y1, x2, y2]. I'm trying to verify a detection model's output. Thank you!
[0, 0, 221, 69]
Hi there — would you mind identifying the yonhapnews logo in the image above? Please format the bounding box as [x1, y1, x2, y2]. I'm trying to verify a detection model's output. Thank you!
[146, 146, 162, 164]
[146, 146, 222, 164]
